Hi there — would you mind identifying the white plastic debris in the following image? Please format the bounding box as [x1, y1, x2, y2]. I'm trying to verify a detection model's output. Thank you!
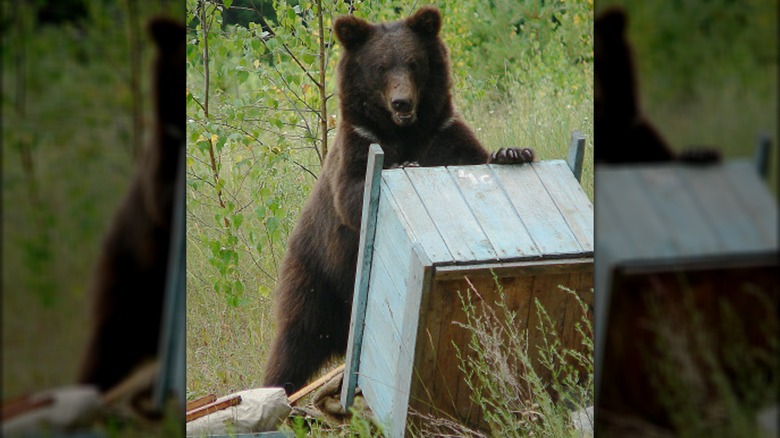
[1, 385, 102, 435]
[186, 387, 291, 436]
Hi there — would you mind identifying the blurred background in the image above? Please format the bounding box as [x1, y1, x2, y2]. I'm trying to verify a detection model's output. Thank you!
[594, 1, 778, 436]
[595, 0, 778, 189]
[2, 0, 182, 426]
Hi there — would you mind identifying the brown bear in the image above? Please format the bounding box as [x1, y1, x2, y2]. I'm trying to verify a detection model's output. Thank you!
[594, 7, 719, 164]
[263, 6, 533, 394]
[77, 17, 185, 393]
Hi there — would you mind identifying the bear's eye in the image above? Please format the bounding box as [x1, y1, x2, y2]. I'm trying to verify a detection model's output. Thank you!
[408, 61, 417, 71]
[377, 64, 386, 74]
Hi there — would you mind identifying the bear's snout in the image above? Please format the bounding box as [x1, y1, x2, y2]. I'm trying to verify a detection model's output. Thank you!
[391, 98, 412, 114]
[386, 71, 417, 126]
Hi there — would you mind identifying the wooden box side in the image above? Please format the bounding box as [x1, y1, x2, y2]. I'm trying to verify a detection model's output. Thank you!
[357, 179, 418, 427]
[406, 259, 594, 432]
[598, 253, 779, 428]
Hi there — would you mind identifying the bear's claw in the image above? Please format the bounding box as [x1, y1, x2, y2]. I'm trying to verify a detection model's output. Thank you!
[389, 161, 421, 169]
[488, 147, 534, 164]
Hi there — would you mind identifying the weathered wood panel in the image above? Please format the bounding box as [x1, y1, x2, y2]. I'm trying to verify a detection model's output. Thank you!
[448, 165, 541, 259]
[406, 261, 594, 433]
[405, 166, 499, 262]
[380, 171, 452, 264]
[490, 164, 584, 256]
[534, 160, 594, 253]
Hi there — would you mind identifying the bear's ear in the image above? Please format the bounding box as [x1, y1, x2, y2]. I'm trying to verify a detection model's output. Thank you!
[334, 15, 373, 50]
[597, 7, 627, 39]
[149, 17, 185, 53]
[407, 6, 441, 38]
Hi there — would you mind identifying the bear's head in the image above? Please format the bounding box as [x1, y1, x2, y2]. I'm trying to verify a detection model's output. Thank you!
[594, 7, 638, 127]
[334, 7, 451, 130]
[149, 17, 186, 140]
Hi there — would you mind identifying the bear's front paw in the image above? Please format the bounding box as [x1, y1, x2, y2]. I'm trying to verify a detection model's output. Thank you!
[389, 161, 421, 169]
[488, 147, 534, 164]
[678, 147, 721, 165]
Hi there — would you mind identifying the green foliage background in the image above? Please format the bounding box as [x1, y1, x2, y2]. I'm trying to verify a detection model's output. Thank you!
[597, 0, 778, 191]
[185, 0, 594, 405]
[2, 0, 182, 403]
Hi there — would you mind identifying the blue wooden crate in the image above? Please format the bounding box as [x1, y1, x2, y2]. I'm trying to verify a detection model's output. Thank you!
[342, 134, 594, 436]
[594, 159, 779, 426]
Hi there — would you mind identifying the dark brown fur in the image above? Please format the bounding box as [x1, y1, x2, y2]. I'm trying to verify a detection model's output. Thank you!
[595, 7, 720, 165]
[263, 7, 532, 394]
[77, 17, 185, 392]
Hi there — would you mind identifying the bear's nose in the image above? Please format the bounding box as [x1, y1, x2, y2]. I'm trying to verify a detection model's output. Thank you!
[391, 99, 412, 113]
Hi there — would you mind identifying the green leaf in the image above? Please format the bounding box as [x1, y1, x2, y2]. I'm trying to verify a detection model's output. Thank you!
[232, 214, 244, 229]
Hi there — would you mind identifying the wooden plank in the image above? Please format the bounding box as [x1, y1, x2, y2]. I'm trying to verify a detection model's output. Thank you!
[356, 336, 393, 425]
[434, 258, 593, 280]
[381, 171, 453, 264]
[448, 166, 541, 259]
[429, 279, 470, 419]
[636, 166, 723, 257]
[722, 160, 778, 246]
[404, 166, 499, 263]
[409, 273, 461, 427]
[1, 394, 55, 421]
[567, 130, 586, 182]
[490, 164, 583, 256]
[392, 244, 434, 438]
[342, 144, 384, 410]
[366, 253, 404, 340]
[408, 267, 447, 421]
[371, 192, 414, 305]
[451, 276, 495, 426]
[526, 273, 571, 380]
[753, 132, 771, 179]
[363, 275, 403, 368]
[185, 395, 242, 422]
[289, 364, 345, 405]
[674, 166, 770, 253]
[360, 255, 405, 401]
[452, 285, 477, 425]
[559, 271, 594, 380]
[596, 167, 667, 260]
[361, 328, 399, 401]
[186, 394, 217, 412]
[534, 160, 594, 253]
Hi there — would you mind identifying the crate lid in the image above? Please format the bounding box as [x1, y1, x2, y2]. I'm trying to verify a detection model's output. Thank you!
[595, 160, 778, 263]
[379, 160, 593, 265]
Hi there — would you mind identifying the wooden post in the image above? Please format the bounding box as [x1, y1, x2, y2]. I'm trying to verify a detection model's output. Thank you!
[341, 144, 385, 411]
[567, 130, 586, 182]
[754, 131, 771, 180]
[153, 146, 186, 411]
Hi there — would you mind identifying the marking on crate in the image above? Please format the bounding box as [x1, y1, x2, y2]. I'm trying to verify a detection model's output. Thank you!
[456, 169, 492, 185]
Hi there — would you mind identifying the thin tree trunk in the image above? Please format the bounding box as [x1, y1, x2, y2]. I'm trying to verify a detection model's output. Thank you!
[14, 1, 40, 207]
[317, 0, 328, 160]
[200, 0, 230, 228]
